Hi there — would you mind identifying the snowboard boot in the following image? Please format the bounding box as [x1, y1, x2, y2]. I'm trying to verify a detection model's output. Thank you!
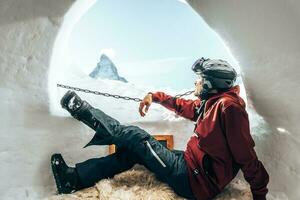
[61, 90, 123, 146]
[60, 90, 101, 131]
[51, 154, 83, 194]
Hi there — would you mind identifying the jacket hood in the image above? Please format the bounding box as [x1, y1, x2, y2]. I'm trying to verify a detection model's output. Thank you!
[206, 85, 246, 109]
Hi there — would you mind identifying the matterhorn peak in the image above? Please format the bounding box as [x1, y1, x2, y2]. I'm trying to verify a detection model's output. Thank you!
[89, 54, 127, 83]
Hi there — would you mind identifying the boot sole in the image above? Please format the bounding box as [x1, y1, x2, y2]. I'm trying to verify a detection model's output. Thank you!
[51, 154, 67, 194]
[60, 90, 77, 109]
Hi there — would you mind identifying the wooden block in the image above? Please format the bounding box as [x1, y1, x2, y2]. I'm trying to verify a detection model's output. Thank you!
[108, 134, 174, 154]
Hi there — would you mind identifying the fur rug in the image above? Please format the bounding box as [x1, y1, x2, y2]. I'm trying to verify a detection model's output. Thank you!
[48, 165, 251, 200]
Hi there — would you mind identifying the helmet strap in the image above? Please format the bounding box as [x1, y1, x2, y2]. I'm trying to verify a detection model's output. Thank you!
[199, 90, 210, 100]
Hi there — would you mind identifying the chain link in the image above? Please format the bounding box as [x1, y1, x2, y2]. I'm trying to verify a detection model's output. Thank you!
[174, 90, 194, 98]
[57, 84, 194, 102]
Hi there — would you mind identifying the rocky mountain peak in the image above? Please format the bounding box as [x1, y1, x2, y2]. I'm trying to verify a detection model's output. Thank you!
[89, 54, 127, 83]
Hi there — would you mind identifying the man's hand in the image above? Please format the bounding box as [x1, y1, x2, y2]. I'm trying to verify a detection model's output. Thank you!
[139, 93, 153, 117]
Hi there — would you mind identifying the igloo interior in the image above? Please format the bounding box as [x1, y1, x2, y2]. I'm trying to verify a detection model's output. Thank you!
[0, 0, 299, 199]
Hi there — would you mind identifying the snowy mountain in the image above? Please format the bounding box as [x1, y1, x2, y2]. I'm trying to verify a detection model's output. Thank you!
[89, 54, 127, 82]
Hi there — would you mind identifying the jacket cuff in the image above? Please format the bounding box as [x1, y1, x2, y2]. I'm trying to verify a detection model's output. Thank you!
[148, 92, 159, 102]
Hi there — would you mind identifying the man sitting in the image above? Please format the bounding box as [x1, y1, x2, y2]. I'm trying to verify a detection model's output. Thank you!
[51, 58, 269, 200]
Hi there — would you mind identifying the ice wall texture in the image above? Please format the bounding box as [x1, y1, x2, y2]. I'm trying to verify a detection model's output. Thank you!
[0, 0, 299, 199]
[0, 1, 83, 199]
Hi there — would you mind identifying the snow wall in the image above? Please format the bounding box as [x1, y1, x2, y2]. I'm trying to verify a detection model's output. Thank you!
[0, 0, 299, 199]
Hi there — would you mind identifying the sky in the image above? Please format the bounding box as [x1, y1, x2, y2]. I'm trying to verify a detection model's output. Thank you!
[67, 0, 240, 90]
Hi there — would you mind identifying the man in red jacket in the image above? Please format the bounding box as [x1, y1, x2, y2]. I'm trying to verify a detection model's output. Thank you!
[51, 58, 269, 200]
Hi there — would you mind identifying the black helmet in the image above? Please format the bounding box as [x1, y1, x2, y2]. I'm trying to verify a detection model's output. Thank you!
[192, 57, 237, 99]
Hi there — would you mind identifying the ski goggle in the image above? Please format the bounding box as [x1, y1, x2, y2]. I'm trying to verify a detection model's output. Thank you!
[191, 57, 210, 75]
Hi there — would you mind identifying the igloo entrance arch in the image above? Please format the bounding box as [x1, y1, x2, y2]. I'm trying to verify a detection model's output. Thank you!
[48, 0, 246, 123]
[0, 0, 296, 199]
[48, 0, 98, 117]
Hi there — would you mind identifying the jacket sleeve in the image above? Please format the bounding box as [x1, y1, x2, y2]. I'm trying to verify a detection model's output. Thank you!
[149, 91, 201, 121]
[222, 104, 269, 200]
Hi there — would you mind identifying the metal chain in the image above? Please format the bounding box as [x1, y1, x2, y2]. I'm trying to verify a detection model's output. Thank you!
[57, 83, 194, 102]
[174, 90, 194, 98]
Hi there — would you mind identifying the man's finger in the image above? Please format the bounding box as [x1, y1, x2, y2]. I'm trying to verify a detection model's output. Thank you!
[139, 102, 145, 116]
[145, 103, 150, 113]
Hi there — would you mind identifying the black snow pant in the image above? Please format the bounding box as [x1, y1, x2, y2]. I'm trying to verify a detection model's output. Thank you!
[75, 107, 195, 199]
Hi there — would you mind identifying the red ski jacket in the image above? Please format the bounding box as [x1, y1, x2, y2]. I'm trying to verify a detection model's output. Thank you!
[151, 85, 269, 200]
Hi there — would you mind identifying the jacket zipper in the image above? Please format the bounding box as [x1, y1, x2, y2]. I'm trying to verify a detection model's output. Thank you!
[145, 141, 167, 168]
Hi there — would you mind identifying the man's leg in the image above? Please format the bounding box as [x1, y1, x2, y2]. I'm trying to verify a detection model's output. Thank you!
[76, 140, 194, 199]
[60, 91, 194, 199]
[75, 147, 139, 188]
[117, 128, 195, 199]
[60, 91, 149, 148]
[51, 148, 139, 194]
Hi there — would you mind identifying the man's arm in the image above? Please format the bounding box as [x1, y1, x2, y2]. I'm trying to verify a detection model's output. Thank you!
[149, 91, 201, 121]
[222, 104, 269, 200]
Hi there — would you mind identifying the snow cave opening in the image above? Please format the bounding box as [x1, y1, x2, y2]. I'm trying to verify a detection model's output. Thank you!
[48, 0, 253, 126]
[3, 0, 298, 199]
